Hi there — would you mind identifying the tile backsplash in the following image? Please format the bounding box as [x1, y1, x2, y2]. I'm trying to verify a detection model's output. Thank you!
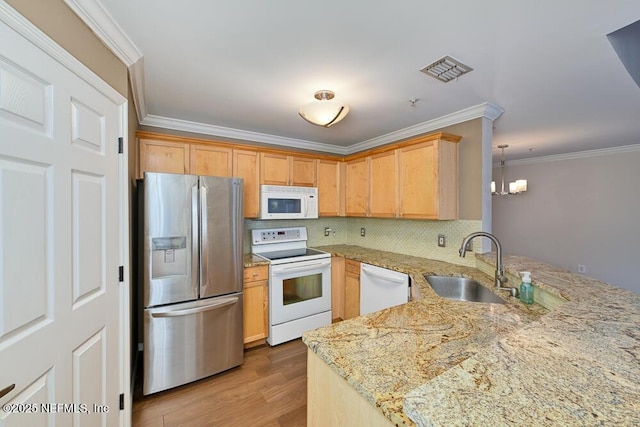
[245, 217, 482, 267]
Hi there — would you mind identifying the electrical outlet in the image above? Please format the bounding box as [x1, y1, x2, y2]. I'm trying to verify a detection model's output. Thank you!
[324, 227, 332, 237]
[360, 227, 366, 237]
[577, 264, 586, 274]
[438, 234, 446, 247]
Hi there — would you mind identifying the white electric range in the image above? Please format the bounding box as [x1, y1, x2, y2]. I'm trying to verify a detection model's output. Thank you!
[251, 227, 332, 345]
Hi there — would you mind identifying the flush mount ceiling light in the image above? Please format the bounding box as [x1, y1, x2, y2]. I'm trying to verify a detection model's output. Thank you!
[420, 55, 473, 83]
[299, 90, 349, 127]
[492, 145, 528, 195]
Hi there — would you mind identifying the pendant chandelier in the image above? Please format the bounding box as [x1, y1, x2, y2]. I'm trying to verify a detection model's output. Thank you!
[492, 144, 527, 195]
[299, 90, 349, 127]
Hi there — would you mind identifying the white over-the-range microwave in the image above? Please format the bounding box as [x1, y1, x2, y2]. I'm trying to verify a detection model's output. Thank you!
[259, 185, 318, 220]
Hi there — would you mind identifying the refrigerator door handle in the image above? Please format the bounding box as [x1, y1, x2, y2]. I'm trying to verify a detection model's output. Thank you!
[200, 183, 208, 291]
[191, 184, 199, 293]
[150, 296, 240, 318]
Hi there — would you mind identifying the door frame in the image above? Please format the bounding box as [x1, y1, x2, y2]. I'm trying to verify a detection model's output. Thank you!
[0, 3, 131, 425]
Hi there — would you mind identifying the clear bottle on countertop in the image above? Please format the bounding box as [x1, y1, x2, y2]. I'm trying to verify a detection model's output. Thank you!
[519, 271, 534, 304]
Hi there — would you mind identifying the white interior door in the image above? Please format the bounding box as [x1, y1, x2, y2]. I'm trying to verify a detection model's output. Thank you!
[0, 9, 124, 427]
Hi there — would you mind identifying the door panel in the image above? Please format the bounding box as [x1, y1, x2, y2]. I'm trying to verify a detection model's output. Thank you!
[0, 17, 122, 425]
[0, 160, 49, 340]
[200, 176, 243, 298]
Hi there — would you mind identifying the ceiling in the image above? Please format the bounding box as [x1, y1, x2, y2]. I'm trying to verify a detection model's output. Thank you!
[88, 0, 640, 161]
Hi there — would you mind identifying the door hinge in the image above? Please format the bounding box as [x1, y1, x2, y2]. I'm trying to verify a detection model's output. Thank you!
[119, 393, 124, 410]
[118, 266, 124, 282]
[118, 137, 123, 154]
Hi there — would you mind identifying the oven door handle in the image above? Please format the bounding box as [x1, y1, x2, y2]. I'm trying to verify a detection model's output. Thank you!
[271, 260, 330, 275]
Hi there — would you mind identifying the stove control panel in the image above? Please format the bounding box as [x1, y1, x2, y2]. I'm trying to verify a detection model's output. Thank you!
[251, 227, 308, 245]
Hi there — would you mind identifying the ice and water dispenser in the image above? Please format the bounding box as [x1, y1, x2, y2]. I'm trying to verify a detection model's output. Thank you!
[151, 236, 187, 279]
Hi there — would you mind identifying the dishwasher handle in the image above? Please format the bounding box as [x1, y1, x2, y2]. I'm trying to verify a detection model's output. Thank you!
[150, 296, 239, 318]
[361, 265, 406, 284]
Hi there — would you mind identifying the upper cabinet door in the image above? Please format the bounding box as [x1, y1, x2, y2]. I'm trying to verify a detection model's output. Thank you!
[369, 150, 397, 218]
[233, 149, 260, 218]
[260, 152, 290, 186]
[139, 138, 189, 178]
[317, 159, 343, 217]
[290, 156, 317, 187]
[345, 157, 368, 217]
[398, 140, 458, 219]
[190, 144, 232, 177]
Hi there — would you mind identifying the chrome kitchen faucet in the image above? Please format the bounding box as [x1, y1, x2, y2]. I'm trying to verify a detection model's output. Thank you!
[459, 232, 518, 297]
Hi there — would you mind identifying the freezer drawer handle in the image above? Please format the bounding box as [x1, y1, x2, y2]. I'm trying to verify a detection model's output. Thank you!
[361, 266, 406, 284]
[150, 297, 239, 318]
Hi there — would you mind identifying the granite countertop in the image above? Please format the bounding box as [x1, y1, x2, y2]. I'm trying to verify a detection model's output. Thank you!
[243, 253, 270, 268]
[302, 245, 640, 426]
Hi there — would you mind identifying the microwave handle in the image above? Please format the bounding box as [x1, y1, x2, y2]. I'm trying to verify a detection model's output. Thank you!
[302, 196, 309, 217]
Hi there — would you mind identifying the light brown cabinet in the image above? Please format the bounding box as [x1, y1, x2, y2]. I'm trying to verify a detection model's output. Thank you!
[138, 131, 460, 220]
[368, 150, 397, 218]
[233, 149, 260, 218]
[397, 138, 458, 219]
[344, 259, 361, 319]
[343, 133, 460, 220]
[243, 265, 269, 347]
[138, 138, 189, 178]
[261, 153, 317, 187]
[345, 157, 368, 217]
[331, 256, 345, 321]
[317, 159, 344, 217]
[190, 144, 232, 177]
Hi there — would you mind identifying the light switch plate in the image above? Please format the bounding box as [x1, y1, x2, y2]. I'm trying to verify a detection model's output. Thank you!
[438, 234, 446, 247]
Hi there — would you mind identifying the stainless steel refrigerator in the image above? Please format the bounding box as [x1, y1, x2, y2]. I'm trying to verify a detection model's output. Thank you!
[140, 172, 244, 395]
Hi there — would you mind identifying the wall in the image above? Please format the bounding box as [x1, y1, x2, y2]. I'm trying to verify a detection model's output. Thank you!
[6, 0, 127, 96]
[246, 218, 481, 267]
[439, 118, 483, 220]
[492, 146, 640, 293]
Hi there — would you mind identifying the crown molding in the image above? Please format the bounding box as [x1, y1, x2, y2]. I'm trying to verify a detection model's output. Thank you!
[61, 0, 505, 154]
[128, 58, 146, 122]
[141, 103, 503, 156]
[141, 115, 350, 155]
[0, 1, 124, 104]
[500, 143, 640, 166]
[63, 0, 142, 66]
[346, 102, 504, 154]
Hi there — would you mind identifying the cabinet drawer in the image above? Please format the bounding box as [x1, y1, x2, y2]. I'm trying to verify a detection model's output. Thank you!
[244, 266, 269, 283]
[345, 259, 361, 275]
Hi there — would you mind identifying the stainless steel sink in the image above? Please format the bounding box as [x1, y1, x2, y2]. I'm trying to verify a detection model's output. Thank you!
[423, 275, 506, 304]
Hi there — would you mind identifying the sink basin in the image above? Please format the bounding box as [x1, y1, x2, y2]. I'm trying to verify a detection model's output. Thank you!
[423, 275, 506, 304]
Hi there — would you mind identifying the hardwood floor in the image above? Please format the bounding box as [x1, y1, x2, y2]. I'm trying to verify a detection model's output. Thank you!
[132, 339, 308, 427]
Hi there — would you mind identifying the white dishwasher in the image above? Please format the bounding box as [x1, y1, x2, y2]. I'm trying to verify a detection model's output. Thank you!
[359, 263, 410, 315]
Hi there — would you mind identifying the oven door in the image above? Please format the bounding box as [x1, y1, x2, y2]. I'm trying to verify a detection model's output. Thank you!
[270, 258, 331, 325]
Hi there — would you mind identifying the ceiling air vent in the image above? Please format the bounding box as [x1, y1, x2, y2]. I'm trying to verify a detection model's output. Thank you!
[420, 56, 473, 83]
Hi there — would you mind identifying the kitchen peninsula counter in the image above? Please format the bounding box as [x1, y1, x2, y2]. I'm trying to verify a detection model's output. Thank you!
[303, 245, 640, 426]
